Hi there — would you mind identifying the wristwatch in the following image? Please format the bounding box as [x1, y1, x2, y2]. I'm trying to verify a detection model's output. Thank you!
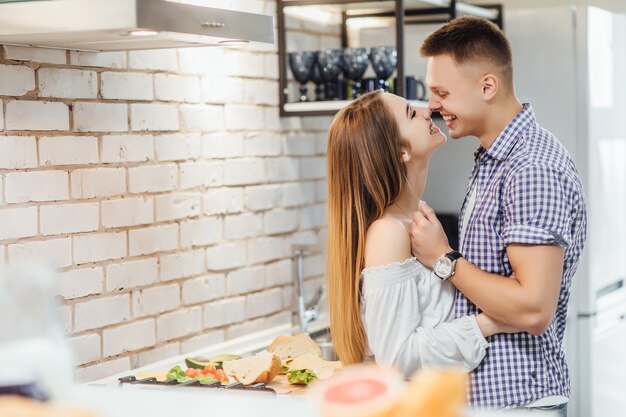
[433, 250, 463, 280]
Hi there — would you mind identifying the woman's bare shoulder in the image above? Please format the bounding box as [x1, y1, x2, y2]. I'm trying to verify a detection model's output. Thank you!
[364, 217, 412, 268]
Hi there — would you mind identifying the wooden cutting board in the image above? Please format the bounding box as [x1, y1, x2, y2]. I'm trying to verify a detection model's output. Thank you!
[267, 374, 309, 395]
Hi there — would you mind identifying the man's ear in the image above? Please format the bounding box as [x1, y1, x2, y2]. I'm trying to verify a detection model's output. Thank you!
[481, 74, 498, 100]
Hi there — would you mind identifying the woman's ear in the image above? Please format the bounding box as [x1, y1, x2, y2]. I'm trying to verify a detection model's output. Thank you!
[481, 74, 498, 100]
[401, 148, 411, 162]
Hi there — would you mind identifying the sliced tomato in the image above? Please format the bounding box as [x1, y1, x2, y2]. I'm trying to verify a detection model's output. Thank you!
[203, 364, 217, 373]
[214, 369, 229, 382]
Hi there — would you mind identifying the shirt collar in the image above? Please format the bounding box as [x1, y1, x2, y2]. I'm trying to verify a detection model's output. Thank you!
[476, 103, 535, 163]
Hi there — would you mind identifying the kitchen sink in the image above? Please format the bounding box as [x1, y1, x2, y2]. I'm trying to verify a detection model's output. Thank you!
[310, 328, 338, 361]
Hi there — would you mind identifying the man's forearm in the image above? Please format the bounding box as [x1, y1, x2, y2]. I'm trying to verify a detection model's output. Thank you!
[450, 259, 548, 335]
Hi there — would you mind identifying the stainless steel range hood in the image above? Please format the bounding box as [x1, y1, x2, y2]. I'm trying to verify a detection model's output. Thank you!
[0, 0, 274, 52]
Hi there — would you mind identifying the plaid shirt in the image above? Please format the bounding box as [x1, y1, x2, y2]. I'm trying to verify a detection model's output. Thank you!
[456, 104, 587, 408]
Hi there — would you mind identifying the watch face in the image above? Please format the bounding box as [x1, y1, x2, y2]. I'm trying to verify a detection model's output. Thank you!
[434, 257, 452, 278]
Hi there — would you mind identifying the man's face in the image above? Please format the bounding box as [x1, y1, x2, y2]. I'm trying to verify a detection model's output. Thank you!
[425, 54, 486, 139]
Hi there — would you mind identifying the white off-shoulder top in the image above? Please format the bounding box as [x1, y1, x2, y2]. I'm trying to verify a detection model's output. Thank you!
[360, 257, 488, 377]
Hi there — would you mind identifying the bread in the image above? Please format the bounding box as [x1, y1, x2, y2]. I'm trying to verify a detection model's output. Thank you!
[288, 353, 343, 380]
[268, 333, 322, 364]
[393, 367, 468, 417]
[222, 351, 282, 385]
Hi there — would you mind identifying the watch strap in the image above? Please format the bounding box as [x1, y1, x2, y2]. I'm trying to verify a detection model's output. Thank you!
[446, 250, 463, 262]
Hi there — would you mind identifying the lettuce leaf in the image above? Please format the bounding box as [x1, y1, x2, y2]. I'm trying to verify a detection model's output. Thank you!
[165, 365, 216, 384]
[287, 369, 317, 385]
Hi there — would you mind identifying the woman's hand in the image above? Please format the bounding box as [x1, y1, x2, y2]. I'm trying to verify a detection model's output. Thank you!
[476, 313, 520, 337]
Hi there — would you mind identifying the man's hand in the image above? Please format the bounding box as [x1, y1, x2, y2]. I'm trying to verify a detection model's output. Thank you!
[410, 201, 452, 268]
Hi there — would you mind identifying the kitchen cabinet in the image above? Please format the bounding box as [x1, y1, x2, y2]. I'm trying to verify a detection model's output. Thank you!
[277, 0, 503, 117]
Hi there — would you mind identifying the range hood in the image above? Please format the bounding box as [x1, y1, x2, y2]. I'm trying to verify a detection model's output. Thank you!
[0, 0, 274, 52]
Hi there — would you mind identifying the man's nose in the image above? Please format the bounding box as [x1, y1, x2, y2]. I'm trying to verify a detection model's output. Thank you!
[427, 96, 440, 111]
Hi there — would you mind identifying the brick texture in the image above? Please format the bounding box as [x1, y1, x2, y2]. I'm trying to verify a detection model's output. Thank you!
[0, 16, 330, 383]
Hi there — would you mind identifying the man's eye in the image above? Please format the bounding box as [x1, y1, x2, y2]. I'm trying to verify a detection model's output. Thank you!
[411, 109, 416, 119]
[439, 92, 448, 98]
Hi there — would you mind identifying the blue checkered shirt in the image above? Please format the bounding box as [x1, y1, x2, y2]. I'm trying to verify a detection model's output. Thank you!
[456, 104, 587, 408]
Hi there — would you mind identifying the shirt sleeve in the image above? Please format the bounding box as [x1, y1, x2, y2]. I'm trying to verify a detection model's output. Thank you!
[502, 164, 572, 248]
[361, 262, 488, 377]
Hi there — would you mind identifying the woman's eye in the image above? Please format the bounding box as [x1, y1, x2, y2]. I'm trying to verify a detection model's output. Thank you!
[411, 109, 416, 119]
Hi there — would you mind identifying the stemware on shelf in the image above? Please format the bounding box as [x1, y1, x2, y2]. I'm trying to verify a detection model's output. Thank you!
[369, 46, 398, 92]
[317, 48, 344, 100]
[311, 52, 325, 101]
[342, 47, 370, 99]
[288, 51, 316, 102]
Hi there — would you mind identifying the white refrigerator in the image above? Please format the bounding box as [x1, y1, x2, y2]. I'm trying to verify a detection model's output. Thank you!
[506, 6, 626, 417]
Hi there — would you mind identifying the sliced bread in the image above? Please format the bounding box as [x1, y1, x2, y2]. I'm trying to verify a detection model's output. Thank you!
[268, 333, 322, 364]
[288, 353, 343, 380]
[222, 351, 282, 385]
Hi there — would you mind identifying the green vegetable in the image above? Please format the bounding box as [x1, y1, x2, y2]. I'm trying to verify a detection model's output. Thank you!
[185, 354, 241, 370]
[166, 365, 190, 383]
[287, 369, 317, 385]
[165, 365, 216, 384]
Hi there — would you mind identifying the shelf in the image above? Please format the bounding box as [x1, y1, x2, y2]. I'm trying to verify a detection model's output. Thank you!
[284, 98, 429, 113]
[281, 0, 498, 20]
[277, 0, 502, 117]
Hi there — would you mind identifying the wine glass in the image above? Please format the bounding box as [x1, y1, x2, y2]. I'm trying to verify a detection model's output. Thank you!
[311, 52, 325, 101]
[288, 51, 315, 102]
[317, 49, 344, 100]
[369, 46, 398, 92]
[343, 47, 370, 99]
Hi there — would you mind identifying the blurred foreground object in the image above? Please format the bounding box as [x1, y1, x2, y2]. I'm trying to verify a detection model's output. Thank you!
[308, 364, 467, 417]
[0, 264, 74, 401]
[0, 395, 97, 417]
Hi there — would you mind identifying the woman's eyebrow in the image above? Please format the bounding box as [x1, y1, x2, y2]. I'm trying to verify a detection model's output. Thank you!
[406, 102, 410, 118]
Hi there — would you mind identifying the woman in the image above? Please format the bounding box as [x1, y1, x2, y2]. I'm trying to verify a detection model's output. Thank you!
[326, 91, 515, 376]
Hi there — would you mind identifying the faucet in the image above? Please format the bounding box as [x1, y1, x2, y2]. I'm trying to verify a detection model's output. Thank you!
[292, 245, 324, 334]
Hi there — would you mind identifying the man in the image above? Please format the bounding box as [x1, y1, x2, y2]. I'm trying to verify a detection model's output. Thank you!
[410, 17, 587, 415]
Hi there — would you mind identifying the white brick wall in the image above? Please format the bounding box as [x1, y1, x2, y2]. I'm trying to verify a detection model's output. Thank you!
[182, 274, 226, 305]
[102, 135, 154, 163]
[101, 72, 153, 101]
[39, 136, 99, 166]
[101, 197, 154, 228]
[155, 134, 202, 161]
[58, 267, 103, 300]
[71, 168, 126, 199]
[132, 284, 180, 317]
[0, 13, 330, 382]
[38, 68, 97, 99]
[40, 202, 99, 235]
[129, 164, 177, 193]
[156, 307, 202, 342]
[5, 171, 69, 203]
[74, 294, 131, 332]
[73, 232, 127, 264]
[103, 319, 156, 357]
[106, 258, 158, 291]
[0, 206, 37, 240]
[0, 64, 35, 96]
[6, 100, 69, 131]
[73, 102, 127, 132]
[69, 333, 101, 366]
[159, 250, 205, 282]
[206, 243, 247, 271]
[129, 224, 178, 256]
[131, 103, 179, 132]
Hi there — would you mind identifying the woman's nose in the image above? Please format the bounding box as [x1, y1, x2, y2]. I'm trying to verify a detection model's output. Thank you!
[417, 107, 432, 119]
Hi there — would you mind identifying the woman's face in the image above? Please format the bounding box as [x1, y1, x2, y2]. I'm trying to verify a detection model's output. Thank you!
[381, 92, 446, 160]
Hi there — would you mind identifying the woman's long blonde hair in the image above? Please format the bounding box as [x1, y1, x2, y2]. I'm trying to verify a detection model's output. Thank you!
[326, 91, 409, 364]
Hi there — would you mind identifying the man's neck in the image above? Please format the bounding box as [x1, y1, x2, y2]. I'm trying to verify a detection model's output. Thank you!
[477, 97, 524, 150]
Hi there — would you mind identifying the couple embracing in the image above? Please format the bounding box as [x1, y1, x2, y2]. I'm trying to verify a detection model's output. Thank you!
[326, 17, 587, 417]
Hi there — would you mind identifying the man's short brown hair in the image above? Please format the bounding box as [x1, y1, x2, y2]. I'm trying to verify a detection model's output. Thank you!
[421, 16, 513, 86]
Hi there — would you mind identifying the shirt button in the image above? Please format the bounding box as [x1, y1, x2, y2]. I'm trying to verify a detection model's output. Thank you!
[531, 371, 537, 379]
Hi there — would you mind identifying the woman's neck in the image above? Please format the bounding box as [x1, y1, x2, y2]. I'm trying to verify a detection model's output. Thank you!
[394, 160, 428, 218]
